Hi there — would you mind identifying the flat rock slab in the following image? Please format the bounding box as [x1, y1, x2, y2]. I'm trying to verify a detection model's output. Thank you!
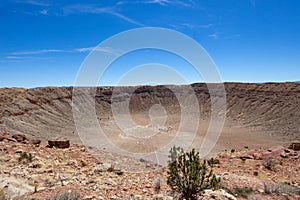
[48, 140, 70, 148]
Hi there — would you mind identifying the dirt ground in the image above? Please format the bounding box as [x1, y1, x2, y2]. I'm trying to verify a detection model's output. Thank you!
[0, 82, 299, 199]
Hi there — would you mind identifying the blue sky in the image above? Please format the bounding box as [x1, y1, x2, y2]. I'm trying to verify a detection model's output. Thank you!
[0, 0, 299, 87]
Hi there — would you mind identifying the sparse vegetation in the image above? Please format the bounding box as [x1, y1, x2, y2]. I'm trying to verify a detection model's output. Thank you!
[0, 189, 8, 200]
[167, 146, 220, 199]
[153, 176, 161, 194]
[53, 190, 81, 200]
[231, 187, 253, 198]
[264, 182, 300, 195]
[264, 182, 280, 194]
[18, 152, 32, 164]
[263, 156, 276, 171]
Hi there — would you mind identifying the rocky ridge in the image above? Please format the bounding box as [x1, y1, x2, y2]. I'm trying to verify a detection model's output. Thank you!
[0, 82, 299, 143]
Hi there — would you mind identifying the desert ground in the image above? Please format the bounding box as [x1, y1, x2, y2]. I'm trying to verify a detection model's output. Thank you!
[0, 82, 299, 199]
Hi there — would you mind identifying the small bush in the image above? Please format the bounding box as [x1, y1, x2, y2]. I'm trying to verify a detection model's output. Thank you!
[153, 177, 161, 194]
[264, 182, 280, 194]
[263, 156, 276, 171]
[0, 189, 8, 200]
[264, 182, 300, 195]
[167, 146, 220, 200]
[53, 190, 81, 200]
[18, 152, 32, 164]
[231, 187, 253, 198]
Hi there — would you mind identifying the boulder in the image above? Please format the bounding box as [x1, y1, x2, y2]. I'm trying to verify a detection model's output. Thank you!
[280, 152, 288, 158]
[253, 152, 263, 160]
[47, 140, 70, 148]
[4, 137, 18, 143]
[0, 132, 10, 140]
[239, 155, 254, 160]
[12, 134, 27, 142]
[201, 189, 237, 200]
[288, 140, 300, 151]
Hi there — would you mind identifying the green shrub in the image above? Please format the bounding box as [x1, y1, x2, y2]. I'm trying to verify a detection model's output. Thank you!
[167, 146, 220, 200]
[18, 152, 32, 164]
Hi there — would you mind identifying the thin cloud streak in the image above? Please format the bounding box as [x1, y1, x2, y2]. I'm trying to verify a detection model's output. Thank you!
[12, 1, 144, 26]
[11, 46, 122, 56]
[5, 46, 122, 63]
[22, 0, 51, 7]
[2, 55, 52, 63]
[110, 11, 144, 26]
[209, 32, 221, 39]
[75, 46, 122, 56]
[145, 0, 194, 7]
[176, 23, 214, 30]
[209, 32, 240, 40]
[11, 49, 66, 55]
[146, 0, 171, 6]
[63, 4, 144, 26]
[39, 9, 48, 15]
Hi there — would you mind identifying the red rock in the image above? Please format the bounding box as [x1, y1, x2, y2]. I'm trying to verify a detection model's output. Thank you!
[12, 134, 27, 142]
[4, 137, 18, 143]
[253, 152, 263, 160]
[0, 132, 10, 139]
[288, 140, 300, 151]
[48, 140, 70, 148]
[280, 152, 288, 158]
[239, 155, 254, 160]
[29, 140, 41, 145]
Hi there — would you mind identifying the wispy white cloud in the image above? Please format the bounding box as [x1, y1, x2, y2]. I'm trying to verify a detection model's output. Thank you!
[11, 46, 122, 56]
[146, 0, 171, 6]
[74, 47, 94, 52]
[39, 9, 48, 15]
[110, 11, 144, 26]
[63, 4, 144, 26]
[6, 56, 26, 59]
[199, 24, 214, 28]
[22, 0, 50, 7]
[11, 49, 66, 55]
[2, 55, 52, 63]
[178, 23, 195, 29]
[75, 46, 122, 56]
[169, 23, 214, 31]
[145, 0, 194, 7]
[4, 46, 122, 63]
[209, 32, 240, 40]
[12, 1, 144, 26]
[63, 4, 111, 15]
[209, 32, 221, 39]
